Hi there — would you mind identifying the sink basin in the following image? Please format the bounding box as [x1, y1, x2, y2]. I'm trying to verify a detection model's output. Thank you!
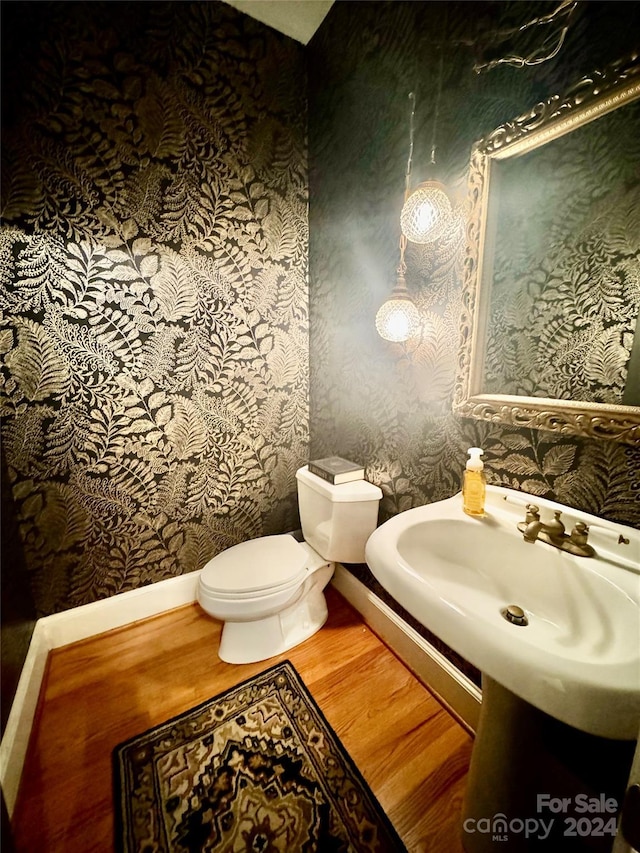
[365, 485, 640, 739]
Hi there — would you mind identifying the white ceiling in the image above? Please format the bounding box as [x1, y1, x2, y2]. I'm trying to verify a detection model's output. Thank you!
[221, 0, 334, 45]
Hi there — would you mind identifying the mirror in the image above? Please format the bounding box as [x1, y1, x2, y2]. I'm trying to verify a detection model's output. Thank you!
[454, 56, 640, 445]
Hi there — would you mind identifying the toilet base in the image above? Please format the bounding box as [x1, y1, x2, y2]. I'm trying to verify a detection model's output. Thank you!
[218, 564, 334, 664]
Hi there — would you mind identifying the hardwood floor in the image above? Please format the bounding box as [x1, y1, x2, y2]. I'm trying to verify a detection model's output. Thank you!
[11, 587, 473, 852]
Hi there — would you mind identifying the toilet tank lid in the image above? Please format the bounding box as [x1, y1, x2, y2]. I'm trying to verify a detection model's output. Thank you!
[200, 534, 308, 594]
[296, 466, 382, 502]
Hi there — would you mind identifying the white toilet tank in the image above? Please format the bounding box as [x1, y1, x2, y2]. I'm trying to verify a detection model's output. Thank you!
[295, 466, 382, 563]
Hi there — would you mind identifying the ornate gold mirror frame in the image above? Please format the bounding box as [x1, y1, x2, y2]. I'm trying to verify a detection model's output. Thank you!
[453, 56, 640, 445]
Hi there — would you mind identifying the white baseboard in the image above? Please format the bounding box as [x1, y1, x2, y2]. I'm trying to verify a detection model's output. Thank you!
[40, 572, 201, 649]
[0, 571, 201, 817]
[0, 626, 50, 818]
[1, 565, 479, 819]
[331, 565, 481, 734]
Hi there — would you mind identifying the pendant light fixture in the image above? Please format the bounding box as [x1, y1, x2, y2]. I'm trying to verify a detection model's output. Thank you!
[374, 234, 420, 342]
[375, 93, 421, 343]
[400, 38, 452, 244]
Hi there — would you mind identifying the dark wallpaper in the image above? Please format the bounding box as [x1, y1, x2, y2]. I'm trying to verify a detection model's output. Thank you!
[1, 0, 639, 636]
[484, 99, 640, 403]
[1, 2, 309, 615]
[308, 0, 640, 533]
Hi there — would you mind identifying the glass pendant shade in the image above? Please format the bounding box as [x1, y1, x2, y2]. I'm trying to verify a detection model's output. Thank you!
[375, 274, 420, 342]
[400, 180, 452, 244]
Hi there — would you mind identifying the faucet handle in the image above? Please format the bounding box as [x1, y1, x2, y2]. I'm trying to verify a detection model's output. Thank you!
[569, 521, 596, 556]
[570, 521, 589, 546]
[524, 504, 540, 523]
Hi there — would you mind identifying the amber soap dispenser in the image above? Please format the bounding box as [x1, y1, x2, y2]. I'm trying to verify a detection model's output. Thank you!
[463, 447, 486, 517]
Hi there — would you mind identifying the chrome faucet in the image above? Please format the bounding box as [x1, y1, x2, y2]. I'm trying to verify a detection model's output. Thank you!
[518, 504, 595, 557]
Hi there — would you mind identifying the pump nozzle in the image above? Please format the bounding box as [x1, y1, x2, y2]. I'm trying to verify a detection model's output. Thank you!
[466, 447, 484, 471]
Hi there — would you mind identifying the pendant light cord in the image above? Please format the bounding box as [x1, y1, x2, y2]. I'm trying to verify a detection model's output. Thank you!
[473, 0, 578, 73]
[430, 6, 449, 166]
[430, 47, 444, 165]
[403, 92, 416, 204]
[397, 91, 417, 278]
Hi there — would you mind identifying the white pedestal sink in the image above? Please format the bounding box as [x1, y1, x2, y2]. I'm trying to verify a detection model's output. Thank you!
[365, 485, 639, 851]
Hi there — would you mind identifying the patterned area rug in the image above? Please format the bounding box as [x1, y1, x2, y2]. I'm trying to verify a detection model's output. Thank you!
[113, 661, 406, 852]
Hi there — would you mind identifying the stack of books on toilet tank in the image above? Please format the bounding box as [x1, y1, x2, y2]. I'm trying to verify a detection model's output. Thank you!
[307, 456, 365, 485]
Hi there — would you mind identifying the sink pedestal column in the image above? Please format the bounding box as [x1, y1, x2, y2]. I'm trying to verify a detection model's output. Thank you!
[461, 676, 634, 853]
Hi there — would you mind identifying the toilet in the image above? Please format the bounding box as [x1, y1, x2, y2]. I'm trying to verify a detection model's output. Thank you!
[197, 465, 382, 664]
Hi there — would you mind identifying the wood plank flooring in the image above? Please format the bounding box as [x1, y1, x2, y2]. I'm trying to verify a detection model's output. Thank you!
[11, 587, 473, 852]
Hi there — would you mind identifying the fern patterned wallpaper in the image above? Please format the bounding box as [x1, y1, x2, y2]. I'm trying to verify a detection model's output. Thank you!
[308, 2, 640, 529]
[1, 0, 639, 624]
[1, 2, 308, 615]
[485, 100, 640, 403]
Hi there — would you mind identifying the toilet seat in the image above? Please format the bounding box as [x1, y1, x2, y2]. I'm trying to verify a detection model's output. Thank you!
[199, 534, 308, 598]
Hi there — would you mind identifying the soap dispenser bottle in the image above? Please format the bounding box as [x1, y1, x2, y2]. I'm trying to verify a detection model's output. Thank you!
[463, 447, 486, 517]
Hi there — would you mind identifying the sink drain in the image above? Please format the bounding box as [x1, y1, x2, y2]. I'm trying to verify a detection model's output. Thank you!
[502, 604, 528, 626]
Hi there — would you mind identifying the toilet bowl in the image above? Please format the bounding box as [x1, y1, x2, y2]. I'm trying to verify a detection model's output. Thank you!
[197, 465, 382, 664]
